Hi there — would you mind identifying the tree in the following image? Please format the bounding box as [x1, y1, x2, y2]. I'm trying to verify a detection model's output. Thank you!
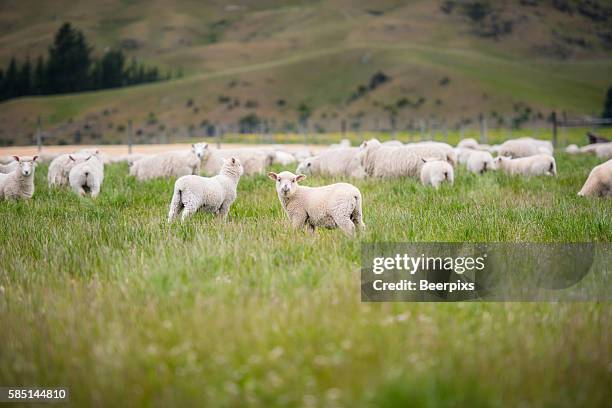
[602, 85, 612, 119]
[4, 57, 19, 99]
[99, 49, 125, 89]
[45, 22, 92, 93]
[33, 56, 46, 94]
[17, 58, 32, 96]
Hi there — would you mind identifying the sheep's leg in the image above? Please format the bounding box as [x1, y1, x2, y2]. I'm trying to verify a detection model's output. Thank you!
[290, 212, 309, 232]
[335, 218, 356, 237]
[90, 183, 100, 199]
[216, 201, 231, 221]
[167, 189, 183, 223]
[181, 205, 197, 222]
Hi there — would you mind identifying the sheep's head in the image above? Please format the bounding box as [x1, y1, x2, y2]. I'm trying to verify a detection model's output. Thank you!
[221, 156, 243, 176]
[13, 155, 37, 177]
[192, 143, 209, 161]
[492, 156, 510, 170]
[296, 158, 313, 175]
[268, 171, 305, 198]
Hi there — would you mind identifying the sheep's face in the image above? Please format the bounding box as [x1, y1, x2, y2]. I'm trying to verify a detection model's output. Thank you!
[223, 157, 243, 176]
[296, 159, 313, 175]
[192, 143, 208, 161]
[268, 171, 306, 198]
[492, 156, 509, 170]
[13, 156, 37, 177]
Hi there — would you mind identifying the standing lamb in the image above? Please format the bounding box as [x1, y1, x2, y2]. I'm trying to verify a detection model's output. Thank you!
[48, 153, 92, 187]
[68, 155, 104, 198]
[492, 154, 557, 176]
[466, 150, 494, 174]
[0, 156, 37, 200]
[267, 171, 364, 237]
[168, 157, 243, 223]
[577, 159, 612, 197]
[130, 143, 206, 181]
[420, 158, 454, 188]
[296, 147, 365, 178]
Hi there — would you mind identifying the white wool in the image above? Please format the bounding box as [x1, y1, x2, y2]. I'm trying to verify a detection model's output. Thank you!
[329, 139, 351, 149]
[382, 140, 403, 147]
[357, 139, 453, 179]
[492, 154, 557, 176]
[0, 160, 18, 174]
[48, 152, 95, 187]
[565, 144, 580, 154]
[293, 149, 312, 162]
[296, 147, 365, 178]
[455, 148, 475, 165]
[466, 150, 494, 174]
[457, 138, 480, 149]
[0, 156, 38, 200]
[168, 157, 243, 222]
[578, 159, 612, 197]
[130, 143, 206, 181]
[498, 138, 553, 158]
[420, 159, 454, 188]
[273, 151, 297, 166]
[414, 142, 457, 166]
[580, 143, 612, 159]
[68, 155, 104, 198]
[201, 146, 270, 176]
[268, 171, 365, 237]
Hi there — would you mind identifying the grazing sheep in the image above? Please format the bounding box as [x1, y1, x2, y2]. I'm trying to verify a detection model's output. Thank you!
[296, 147, 366, 178]
[492, 154, 557, 176]
[457, 138, 480, 150]
[168, 157, 243, 222]
[130, 143, 206, 181]
[0, 156, 38, 200]
[68, 155, 104, 198]
[0, 160, 18, 174]
[466, 151, 494, 174]
[357, 139, 453, 179]
[578, 159, 612, 197]
[565, 144, 580, 154]
[273, 151, 297, 166]
[580, 143, 612, 159]
[420, 158, 454, 188]
[48, 153, 93, 187]
[201, 145, 270, 176]
[267, 171, 364, 237]
[455, 148, 475, 165]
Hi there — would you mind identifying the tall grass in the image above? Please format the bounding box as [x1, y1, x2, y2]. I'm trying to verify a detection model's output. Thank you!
[0, 154, 610, 406]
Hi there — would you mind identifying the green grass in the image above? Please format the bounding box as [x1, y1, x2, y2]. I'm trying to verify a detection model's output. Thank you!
[0, 154, 610, 406]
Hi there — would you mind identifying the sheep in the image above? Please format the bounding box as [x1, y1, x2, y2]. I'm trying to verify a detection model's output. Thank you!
[492, 154, 557, 176]
[455, 148, 475, 165]
[420, 158, 454, 188]
[577, 159, 612, 197]
[0, 160, 18, 174]
[382, 140, 403, 147]
[414, 142, 457, 166]
[580, 143, 612, 159]
[0, 156, 38, 200]
[68, 155, 104, 198]
[466, 150, 494, 174]
[48, 153, 93, 187]
[565, 144, 580, 154]
[296, 147, 366, 178]
[168, 157, 243, 223]
[267, 171, 364, 237]
[201, 145, 270, 176]
[357, 139, 454, 179]
[273, 150, 297, 166]
[498, 138, 553, 158]
[293, 149, 313, 162]
[457, 138, 480, 150]
[129, 143, 206, 181]
[329, 139, 351, 149]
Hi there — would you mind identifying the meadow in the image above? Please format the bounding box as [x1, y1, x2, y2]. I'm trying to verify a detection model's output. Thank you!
[0, 153, 610, 406]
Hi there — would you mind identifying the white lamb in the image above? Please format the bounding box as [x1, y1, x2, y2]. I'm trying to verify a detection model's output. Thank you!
[0, 156, 37, 200]
[267, 171, 365, 237]
[580, 143, 612, 159]
[466, 150, 494, 174]
[48, 152, 94, 187]
[498, 138, 553, 158]
[273, 151, 297, 166]
[420, 158, 454, 188]
[296, 147, 366, 178]
[577, 159, 612, 197]
[455, 148, 475, 165]
[168, 157, 243, 222]
[457, 138, 480, 150]
[357, 139, 453, 179]
[201, 145, 270, 176]
[0, 160, 17, 174]
[130, 143, 206, 181]
[68, 155, 104, 198]
[492, 154, 557, 176]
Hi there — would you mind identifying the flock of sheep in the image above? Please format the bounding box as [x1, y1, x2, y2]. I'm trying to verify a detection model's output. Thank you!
[0, 135, 610, 236]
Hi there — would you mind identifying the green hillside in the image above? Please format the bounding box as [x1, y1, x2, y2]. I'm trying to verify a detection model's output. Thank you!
[0, 0, 611, 145]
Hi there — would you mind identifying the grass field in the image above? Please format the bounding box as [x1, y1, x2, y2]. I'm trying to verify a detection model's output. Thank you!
[0, 152, 610, 406]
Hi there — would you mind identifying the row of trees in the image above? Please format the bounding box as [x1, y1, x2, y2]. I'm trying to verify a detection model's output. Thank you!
[0, 23, 166, 102]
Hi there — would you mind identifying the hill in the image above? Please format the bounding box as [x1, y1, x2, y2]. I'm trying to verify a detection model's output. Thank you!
[0, 0, 611, 145]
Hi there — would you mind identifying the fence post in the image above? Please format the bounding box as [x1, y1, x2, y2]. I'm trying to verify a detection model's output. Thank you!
[420, 119, 425, 141]
[479, 114, 488, 144]
[36, 116, 42, 152]
[215, 124, 221, 149]
[551, 111, 558, 148]
[127, 120, 133, 154]
[459, 124, 464, 141]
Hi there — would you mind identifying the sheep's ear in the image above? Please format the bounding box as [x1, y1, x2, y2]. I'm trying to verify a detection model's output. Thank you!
[421, 158, 427, 163]
[12, 155, 20, 162]
[296, 174, 306, 182]
[69, 155, 75, 161]
[267, 172, 278, 181]
[203, 143, 209, 149]
[230, 157, 236, 164]
[86, 155, 93, 161]
[32, 155, 38, 162]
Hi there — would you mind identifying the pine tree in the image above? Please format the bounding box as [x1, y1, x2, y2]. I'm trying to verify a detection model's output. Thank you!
[33, 56, 46, 94]
[17, 58, 32, 96]
[4, 57, 18, 99]
[99, 49, 125, 89]
[45, 22, 92, 93]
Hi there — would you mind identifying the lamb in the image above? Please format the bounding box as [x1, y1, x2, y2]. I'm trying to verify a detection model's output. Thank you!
[68, 155, 104, 198]
[466, 150, 494, 174]
[577, 159, 612, 197]
[296, 147, 366, 178]
[580, 143, 612, 159]
[0, 160, 17, 174]
[273, 150, 297, 166]
[457, 138, 480, 150]
[492, 154, 557, 176]
[168, 157, 243, 222]
[420, 158, 454, 188]
[498, 138, 553, 158]
[0, 156, 38, 200]
[414, 142, 457, 165]
[130, 143, 206, 181]
[357, 139, 454, 179]
[48, 152, 94, 187]
[267, 171, 365, 237]
[201, 145, 270, 176]
[455, 148, 475, 165]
